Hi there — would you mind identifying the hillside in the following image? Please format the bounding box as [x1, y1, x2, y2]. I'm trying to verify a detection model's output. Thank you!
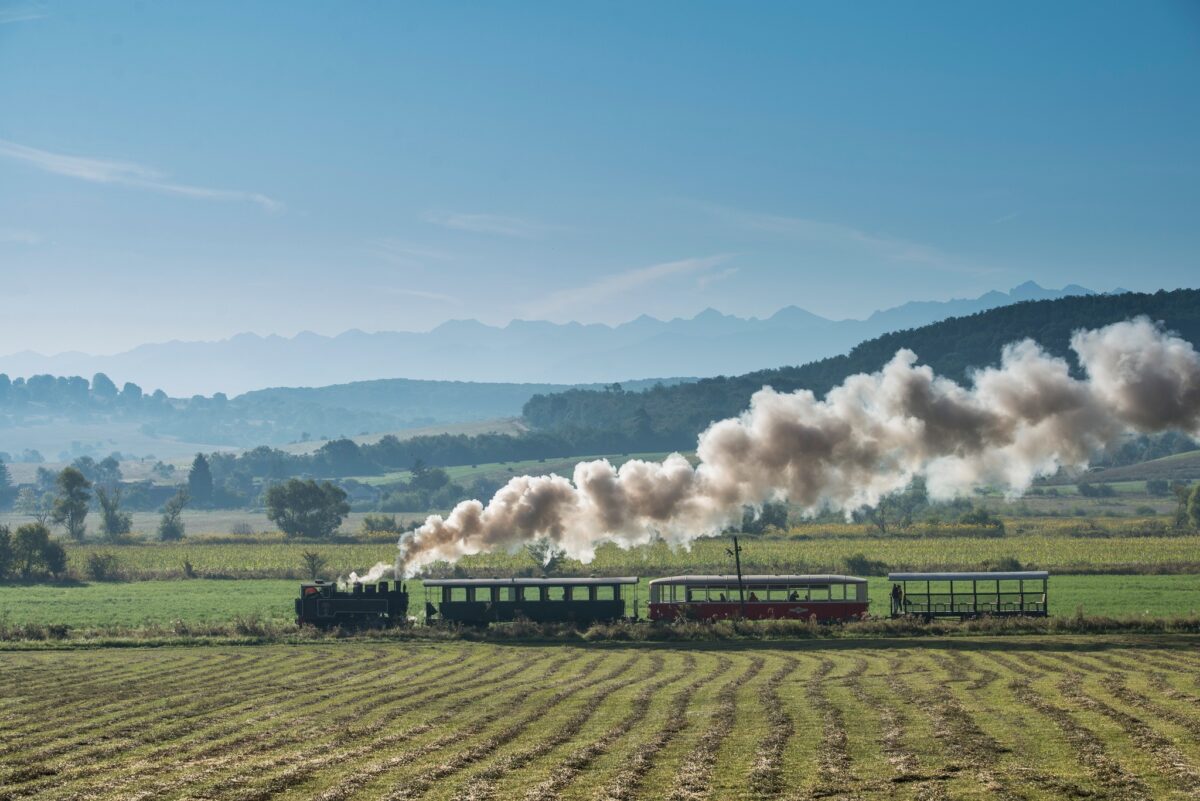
[0, 375, 690, 460]
[523, 289, 1200, 446]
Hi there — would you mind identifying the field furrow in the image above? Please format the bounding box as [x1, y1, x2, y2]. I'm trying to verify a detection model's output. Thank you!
[5, 637, 1200, 801]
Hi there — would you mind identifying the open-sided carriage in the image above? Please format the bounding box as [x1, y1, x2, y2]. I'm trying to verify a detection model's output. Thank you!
[295, 579, 409, 628]
[647, 574, 869, 622]
[887, 571, 1049, 619]
[422, 577, 640, 626]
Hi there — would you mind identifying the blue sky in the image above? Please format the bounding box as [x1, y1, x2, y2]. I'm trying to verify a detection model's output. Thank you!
[1, 1, 1197, 355]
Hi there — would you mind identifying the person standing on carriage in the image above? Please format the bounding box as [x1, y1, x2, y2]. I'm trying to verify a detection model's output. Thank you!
[890, 582, 903, 616]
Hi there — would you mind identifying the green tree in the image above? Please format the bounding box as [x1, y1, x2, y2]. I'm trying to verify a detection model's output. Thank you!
[158, 489, 189, 541]
[91, 372, 118, 400]
[188, 454, 213, 507]
[12, 523, 59, 578]
[52, 467, 91, 542]
[265, 479, 349, 539]
[1188, 484, 1200, 530]
[1146, 479, 1170, 497]
[96, 486, 133, 541]
[0, 526, 12, 579]
[0, 458, 13, 509]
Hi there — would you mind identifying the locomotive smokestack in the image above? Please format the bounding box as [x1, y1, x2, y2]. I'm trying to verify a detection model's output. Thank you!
[391, 317, 1200, 577]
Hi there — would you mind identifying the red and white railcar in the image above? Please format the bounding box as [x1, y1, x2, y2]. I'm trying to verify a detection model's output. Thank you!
[647, 574, 869, 622]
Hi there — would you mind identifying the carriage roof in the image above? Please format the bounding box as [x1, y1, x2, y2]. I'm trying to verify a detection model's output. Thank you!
[649, 574, 867, 587]
[887, 571, 1049, 581]
[421, 577, 639, 587]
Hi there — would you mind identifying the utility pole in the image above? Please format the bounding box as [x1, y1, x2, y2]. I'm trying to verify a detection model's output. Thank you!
[726, 536, 747, 619]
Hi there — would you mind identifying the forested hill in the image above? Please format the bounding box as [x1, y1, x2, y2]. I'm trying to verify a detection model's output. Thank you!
[523, 289, 1200, 447]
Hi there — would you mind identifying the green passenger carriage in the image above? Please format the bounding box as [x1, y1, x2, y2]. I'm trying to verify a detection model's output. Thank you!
[422, 577, 640, 625]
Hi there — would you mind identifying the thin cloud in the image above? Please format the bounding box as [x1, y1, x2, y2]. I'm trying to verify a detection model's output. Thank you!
[423, 211, 554, 239]
[704, 202, 990, 276]
[697, 266, 739, 289]
[0, 3, 46, 24]
[385, 287, 461, 305]
[528, 255, 728, 318]
[0, 139, 282, 213]
[991, 211, 1021, 224]
[0, 228, 41, 245]
[367, 239, 454, 267]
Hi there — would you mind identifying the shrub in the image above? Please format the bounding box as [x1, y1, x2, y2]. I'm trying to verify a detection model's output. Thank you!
[842, 552, 888, 576]
[361, 514, 401, 535]
[985, 555, 1023, 571]
[86, 552, 123, 581]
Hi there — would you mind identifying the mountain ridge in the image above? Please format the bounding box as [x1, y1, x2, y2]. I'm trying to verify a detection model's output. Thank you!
[0, 281, 1103, 396]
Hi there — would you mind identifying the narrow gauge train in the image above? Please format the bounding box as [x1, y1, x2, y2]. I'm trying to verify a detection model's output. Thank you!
[295, 570, 1050, 627]
[421, 577, 640, 625]
[648, 574, 869, 622]
[295, 579, 409, 628]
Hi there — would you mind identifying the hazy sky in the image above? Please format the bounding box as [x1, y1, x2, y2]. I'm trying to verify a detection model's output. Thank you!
[2, 1, 1197, 355]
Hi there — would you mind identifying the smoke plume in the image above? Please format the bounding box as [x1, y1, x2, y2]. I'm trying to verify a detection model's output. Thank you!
[390, 318, 1200, 577]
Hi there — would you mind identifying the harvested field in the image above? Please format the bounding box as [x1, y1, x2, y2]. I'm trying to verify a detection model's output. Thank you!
[4, 636, 1200, 800]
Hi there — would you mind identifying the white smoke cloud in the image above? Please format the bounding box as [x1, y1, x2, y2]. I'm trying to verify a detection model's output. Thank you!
[388, 317, 1200, 578]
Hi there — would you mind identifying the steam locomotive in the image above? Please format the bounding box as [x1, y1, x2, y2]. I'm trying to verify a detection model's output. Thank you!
[294, 579, 409, 628]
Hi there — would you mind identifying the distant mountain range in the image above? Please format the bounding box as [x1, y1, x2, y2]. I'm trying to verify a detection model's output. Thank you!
[0, 281, 1106, 396]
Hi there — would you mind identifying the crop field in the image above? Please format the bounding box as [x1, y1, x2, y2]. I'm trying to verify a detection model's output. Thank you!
[57, 528, 1200, 582]
[4, 637, 1200, 800]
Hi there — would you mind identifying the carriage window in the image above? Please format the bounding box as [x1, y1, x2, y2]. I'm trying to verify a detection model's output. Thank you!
[830, 584, 845, 600]
[787, 586, 808, 600]
[546, 586, 567, 601]
[471, 587, 492, 602]
[522, 586, 541, 601]
[767, 585, 788, 601]
[809, 585, 830, 601]
[595, 585, 615, 601]
[496, 587, 515, 602]
[448, 587, 468, 602]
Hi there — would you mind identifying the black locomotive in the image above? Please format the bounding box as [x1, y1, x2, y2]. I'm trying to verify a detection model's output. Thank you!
[295, 579, 409, 628]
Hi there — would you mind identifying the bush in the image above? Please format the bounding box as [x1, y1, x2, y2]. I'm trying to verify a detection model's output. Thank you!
[842, 552, 888, 576]
[985, 555, 1023, 571]
[86, 552, 123, 581]
[361, 514, 401, 535]
[958, 508, 1005, 534]
[1146, 479, 1170, 497]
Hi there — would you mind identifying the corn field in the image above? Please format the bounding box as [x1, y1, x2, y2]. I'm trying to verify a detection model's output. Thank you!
[4, 637, 1200, 799]
[66, 532, 1200, 581]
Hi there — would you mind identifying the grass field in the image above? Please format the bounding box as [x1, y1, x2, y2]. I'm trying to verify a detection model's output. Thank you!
[3, 637, 1199, 799]
[3, 574, 1198, 629]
